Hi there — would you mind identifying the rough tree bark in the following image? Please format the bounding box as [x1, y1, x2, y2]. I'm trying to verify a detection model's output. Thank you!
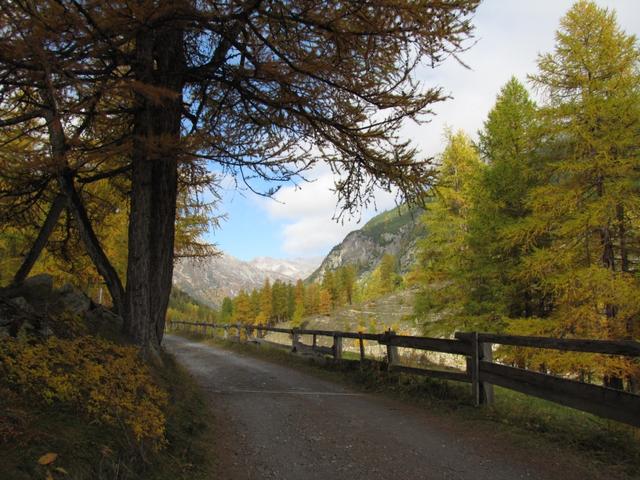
[125, 24, 184, 348]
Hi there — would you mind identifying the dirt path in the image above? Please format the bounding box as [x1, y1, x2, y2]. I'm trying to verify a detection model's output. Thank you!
[164, 335, 617, 480]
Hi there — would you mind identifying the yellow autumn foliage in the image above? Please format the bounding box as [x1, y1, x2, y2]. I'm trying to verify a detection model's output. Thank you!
[0, 336, 167, 449]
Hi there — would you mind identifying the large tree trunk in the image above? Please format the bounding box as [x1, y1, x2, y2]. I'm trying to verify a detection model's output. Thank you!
[124, 25, 184, 349]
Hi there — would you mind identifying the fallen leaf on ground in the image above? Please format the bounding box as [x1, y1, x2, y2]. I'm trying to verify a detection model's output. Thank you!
[38, 452, 58, 465]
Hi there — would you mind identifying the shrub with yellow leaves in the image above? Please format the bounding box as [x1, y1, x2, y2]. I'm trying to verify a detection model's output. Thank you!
[0, 336, 167, 449]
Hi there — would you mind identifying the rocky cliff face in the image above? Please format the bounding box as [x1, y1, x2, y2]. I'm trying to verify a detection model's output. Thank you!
[307, 205, 425, 282]
[172, 254, 321, 308]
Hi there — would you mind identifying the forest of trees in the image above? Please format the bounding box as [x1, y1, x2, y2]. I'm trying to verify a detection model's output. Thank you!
[209, 255, 402, 328]
[0, 0, 636, 388]
[411, 1, 640, 390]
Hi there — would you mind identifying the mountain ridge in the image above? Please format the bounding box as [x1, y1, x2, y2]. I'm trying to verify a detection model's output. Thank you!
[306, 205, 425, 283]
[172, 254, 320, 308]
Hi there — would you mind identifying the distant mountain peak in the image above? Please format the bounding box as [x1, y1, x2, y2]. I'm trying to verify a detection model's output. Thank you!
[172, 254, 321, 308]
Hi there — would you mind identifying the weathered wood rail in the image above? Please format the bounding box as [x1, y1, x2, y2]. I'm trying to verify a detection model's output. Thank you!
[168, 320, 640, 428]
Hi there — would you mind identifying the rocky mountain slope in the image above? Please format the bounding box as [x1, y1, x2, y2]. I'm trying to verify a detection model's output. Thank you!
[172, 255, 321, 308]
[172, 205, 424, 308]
[307, 205, 425, 282]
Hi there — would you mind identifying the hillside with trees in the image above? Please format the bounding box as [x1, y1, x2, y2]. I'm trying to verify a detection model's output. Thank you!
[225, 2, 640, 397]
[308, 205, 425, 283]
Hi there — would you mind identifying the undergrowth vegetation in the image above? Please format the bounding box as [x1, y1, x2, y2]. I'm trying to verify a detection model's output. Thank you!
[0, 304, 215, 479]
[0, 336, 168, 449]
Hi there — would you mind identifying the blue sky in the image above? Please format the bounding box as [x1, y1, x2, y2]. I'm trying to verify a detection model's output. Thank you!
[207, 0, 640, 262]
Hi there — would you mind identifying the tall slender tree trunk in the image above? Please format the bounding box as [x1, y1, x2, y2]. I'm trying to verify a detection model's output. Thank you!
[58, 169, 126, 315]
[124, 24, 184, 349]
[11, 194, 66, 286]
[40, 70, 126, 315]
[596, 180, 624, 389]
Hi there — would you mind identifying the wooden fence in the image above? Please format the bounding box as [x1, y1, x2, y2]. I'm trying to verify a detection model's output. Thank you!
[168, 321, 640, 428]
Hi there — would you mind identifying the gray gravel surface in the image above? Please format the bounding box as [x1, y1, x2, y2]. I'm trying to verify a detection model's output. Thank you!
[164, 335, 618, 480]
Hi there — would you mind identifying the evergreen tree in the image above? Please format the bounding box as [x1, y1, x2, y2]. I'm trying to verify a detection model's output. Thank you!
[271, 280, 290, 323]
[304, 283, 321, 316]
[249, 289, 261, 320]
[338, 265, 357, 305]
[322, 271, 339, 308]
[412, 130, 482, 334]
[259, 279, 273, 324]
[464, 77, 541, 328]
[220, 297, 234, 324]
[291, 280, 306, 327]
[232, 290, 252, 325]
[319, 288, 332, 316]
[286, 283, 296, 321]
[522, 0, 640, 387]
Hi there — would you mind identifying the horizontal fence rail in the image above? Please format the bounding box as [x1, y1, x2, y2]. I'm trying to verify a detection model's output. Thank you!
[168, 320, 640, 428]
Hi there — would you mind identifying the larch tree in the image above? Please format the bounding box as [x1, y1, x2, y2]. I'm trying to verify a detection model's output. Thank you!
[338, 265, 356, 305]
[304, 282, 321, 316]
[249, 288, 261, 320]
[465, 77, 541, 328]
[254, 278, 272, 327]
[412, 130, 481, 334]
[271, 280, 288, 322]
[524, 0, 640, 387]
[221, 296, 234, 323]
[0, 0, 480, 351]
[318, 288, 332, 316]
[232, 290, 252, 324]
[322, 270, 338, 308]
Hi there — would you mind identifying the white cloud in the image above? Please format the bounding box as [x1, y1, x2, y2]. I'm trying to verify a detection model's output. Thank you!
[259, 167, 398, 256]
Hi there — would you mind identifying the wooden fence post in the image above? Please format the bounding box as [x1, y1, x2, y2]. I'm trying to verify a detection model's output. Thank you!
[468, 332, 494, 406]
[333, 334, 343, 360]
[359, 333, 365, 363]
[312, 334, 317, 348]
[480, 339, 494, 405]
[292, 328, 300, 351]
[386, 330, 398, 369]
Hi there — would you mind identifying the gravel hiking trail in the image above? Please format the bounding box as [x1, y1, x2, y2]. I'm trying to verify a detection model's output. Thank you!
[164, 335, 620, 480]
